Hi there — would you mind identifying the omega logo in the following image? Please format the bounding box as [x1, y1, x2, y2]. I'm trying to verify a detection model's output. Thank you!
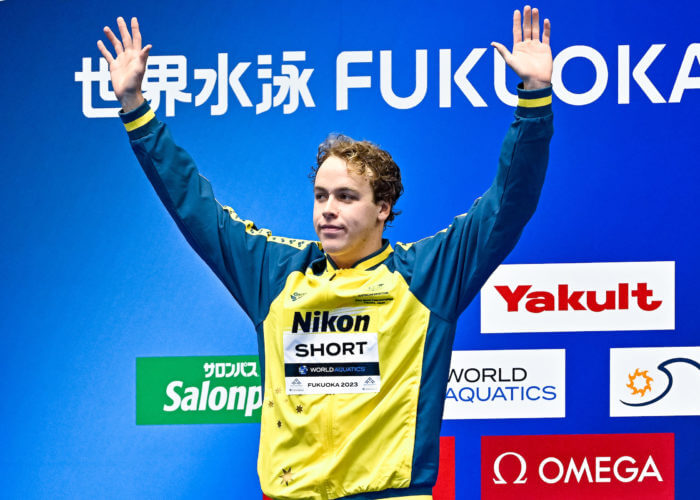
[492, 451, 663, 485]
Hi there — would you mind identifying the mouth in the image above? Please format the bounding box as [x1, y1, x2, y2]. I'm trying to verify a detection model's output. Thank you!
[319, 224, 345, 235]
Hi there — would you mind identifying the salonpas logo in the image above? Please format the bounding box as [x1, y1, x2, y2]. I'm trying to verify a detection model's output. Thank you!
[136, 356, 262, 425]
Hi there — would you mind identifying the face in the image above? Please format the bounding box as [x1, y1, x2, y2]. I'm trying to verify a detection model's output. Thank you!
[313, 156, 390, 268]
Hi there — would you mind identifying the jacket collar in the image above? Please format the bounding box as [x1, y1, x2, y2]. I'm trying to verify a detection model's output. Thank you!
[316, 239, 393, 274]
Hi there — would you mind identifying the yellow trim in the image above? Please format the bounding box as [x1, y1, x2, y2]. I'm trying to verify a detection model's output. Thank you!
[220, 203, 318, 250]
[517, 95, 552, 108]
[124, 109, 156, 131]
[396, 212, 469, 250]
[355, 244, 394, 271]
[325, 244, 394, 271]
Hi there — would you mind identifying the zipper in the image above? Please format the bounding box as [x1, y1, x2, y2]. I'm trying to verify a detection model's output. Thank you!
[322, 393, 335, 499]
[322, 270, 338, 498]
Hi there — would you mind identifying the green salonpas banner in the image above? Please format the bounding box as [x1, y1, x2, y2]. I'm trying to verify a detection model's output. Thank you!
[136, 356, 262, 425]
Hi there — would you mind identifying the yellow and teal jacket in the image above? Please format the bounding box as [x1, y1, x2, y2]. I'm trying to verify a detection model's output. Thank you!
[121, 85, 553, 500]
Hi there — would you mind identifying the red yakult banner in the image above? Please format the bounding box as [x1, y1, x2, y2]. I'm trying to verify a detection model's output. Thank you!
[481, 433, 674, 499]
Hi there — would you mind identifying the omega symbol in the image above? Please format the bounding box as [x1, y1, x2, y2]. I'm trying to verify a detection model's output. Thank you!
[493, 451, 528, 484]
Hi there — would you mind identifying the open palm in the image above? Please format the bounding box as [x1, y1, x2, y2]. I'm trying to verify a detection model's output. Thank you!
[492, 6, 552, 90]
[97, 17, 151, 111]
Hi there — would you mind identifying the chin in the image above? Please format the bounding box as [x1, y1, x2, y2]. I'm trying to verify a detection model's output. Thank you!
[321, 242, 344, 255]
[319, 236, 343, 252]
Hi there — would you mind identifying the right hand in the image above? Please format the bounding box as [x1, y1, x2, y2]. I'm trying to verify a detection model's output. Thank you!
[491, 6, 552, 90]
[97, 17, 151, 112]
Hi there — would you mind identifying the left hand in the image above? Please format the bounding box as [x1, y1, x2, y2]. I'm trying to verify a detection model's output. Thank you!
[97, 17, 152, 112]
[491, 5, 552, 90]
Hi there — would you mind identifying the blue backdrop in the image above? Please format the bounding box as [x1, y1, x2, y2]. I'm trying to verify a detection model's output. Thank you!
[1, 0, 698, 497]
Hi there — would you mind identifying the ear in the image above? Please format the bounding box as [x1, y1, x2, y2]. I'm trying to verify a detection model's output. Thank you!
[377, 200, 391, 222]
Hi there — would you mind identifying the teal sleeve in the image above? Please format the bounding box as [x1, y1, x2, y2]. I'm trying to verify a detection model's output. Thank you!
[120, 102, 319, 326]
[395, 85, 553, 322]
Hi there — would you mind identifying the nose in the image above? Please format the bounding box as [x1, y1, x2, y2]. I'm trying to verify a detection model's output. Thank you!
[322, 196, 338, 218]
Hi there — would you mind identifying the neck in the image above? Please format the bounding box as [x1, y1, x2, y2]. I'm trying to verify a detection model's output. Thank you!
[329, 239, 385, 269]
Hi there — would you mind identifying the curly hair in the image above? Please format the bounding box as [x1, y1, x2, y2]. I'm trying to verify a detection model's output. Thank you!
[311, 134, 404, 226]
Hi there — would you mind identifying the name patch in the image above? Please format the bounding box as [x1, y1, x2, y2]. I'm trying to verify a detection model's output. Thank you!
[283, 333, 380, 394]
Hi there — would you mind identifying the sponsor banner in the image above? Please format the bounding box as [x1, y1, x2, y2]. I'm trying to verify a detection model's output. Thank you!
[480, 261, 675, 333]
[610, 346, 700, 417]
[136, 356, 262, 425]
[482, 433, 674, 499]
[283, 332, 381, 394]
[444, 349, 565, 419]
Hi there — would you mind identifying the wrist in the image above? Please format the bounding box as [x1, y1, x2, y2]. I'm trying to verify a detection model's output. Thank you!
[120, 92, 145, 113]
[516, 84, 552, 118]
[522, 78, 551, 91]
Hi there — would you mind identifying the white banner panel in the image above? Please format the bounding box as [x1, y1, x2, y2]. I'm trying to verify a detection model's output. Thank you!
[610, 346, 700, 417]
[443, 349, 565, 419]
[480, 261, 675, 333]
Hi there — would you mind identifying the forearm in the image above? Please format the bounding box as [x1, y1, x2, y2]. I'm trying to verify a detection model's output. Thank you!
[486, 84, 553, 226]
[121, 102, 229, 267]
[119, 102, 303, 324]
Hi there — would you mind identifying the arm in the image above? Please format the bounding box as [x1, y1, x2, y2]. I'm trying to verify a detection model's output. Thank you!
[396, 6, 553, 321]
[98, 19, 318, 324]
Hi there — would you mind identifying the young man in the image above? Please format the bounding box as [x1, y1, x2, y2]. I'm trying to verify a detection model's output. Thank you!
[99, 6, 553, 499]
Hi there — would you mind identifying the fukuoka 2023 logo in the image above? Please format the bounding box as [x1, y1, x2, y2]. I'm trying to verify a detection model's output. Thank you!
[621, 358, 700, 407]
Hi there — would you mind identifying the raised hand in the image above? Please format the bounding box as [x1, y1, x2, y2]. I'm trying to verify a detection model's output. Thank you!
[491, 5, 552, 90]
[97, 17, 152, 112]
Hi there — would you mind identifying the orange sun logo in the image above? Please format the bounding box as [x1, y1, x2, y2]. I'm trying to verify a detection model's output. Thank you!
[626, 368, 653, 397]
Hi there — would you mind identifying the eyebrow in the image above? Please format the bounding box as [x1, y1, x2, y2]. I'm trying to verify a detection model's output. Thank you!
[314, 186, 360, 194]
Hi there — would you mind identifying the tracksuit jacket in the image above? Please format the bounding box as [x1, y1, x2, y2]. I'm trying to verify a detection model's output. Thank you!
[121, 84, 553, 500]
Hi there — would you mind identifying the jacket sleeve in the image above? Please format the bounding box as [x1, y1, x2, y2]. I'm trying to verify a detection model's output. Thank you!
[395, 85, 553, 322]
[120, 102, 318, 326]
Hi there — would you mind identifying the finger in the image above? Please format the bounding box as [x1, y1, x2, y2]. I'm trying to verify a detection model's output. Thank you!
[542, 18, 551, 45]
[103, 26, 123, 54]
[131, 17, 142, 50]
[491, 42, 512, 63]
[96, 40, 114, 64]
[140, 44, 152, 63]
[513, 9, 522, 45]
[523, 5, 532, 41]
[117, 16, 133, 50]
[532, 8, 540, 41]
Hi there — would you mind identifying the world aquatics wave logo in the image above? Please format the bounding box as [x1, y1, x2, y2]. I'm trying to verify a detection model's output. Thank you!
[621, 357, 700, 407]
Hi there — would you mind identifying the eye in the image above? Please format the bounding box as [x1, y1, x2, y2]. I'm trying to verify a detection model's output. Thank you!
[315, 193, 328, 202]
[338, 192, 357, 202]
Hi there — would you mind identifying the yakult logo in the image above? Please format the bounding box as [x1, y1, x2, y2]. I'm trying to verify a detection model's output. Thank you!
[482, 433, 674, 499]
[495, 283, 661, 313]
[481, 262, 675, 333]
